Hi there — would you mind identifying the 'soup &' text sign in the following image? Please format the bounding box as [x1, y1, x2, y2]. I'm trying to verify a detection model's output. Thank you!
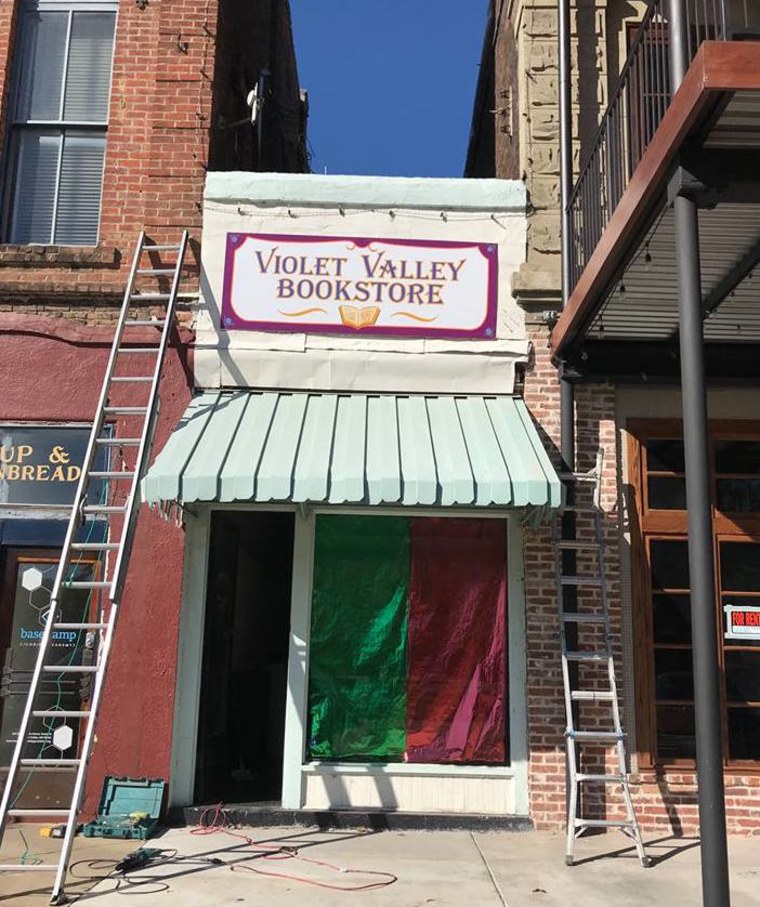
[221, 233, 499, 339]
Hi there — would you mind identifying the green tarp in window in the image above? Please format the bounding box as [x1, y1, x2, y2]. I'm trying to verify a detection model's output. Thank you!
[308, 515, 408, 760]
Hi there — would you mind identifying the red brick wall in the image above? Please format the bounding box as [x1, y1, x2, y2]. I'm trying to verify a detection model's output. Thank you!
[0, 317, 194, 816]
[522, 318, 760, 836]
[0, 0, 304, 308]
[522, 320, 566, 829]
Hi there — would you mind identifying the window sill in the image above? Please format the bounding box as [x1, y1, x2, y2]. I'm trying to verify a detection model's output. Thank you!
[0, 244, 121, 269]
[303, 762, 513, 778]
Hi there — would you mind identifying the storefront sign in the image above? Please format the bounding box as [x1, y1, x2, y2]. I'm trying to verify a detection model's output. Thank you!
[221, 233, 498, 339]
[0, 426, 92, 507]
[0, 559, 91, 764]
[724, 604, 760, 641]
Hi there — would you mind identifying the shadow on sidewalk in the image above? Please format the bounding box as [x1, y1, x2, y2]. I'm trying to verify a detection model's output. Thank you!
[570, 833, 701, 868]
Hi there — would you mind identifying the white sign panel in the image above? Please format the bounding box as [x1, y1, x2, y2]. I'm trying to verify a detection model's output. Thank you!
[221, 233, 499, 340]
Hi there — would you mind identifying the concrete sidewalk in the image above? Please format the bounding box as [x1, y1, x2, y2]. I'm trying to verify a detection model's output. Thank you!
[2, 825, 759, 906]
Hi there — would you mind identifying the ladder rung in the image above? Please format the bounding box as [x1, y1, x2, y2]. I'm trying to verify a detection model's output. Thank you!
[70, 543, 119, 551]
[577, 773, 626, 783]
[125, 319, 167, 327]
[21, 758, 82, 766]
[82, 505, 128, 514]
[557, 540, 600, 550]
[561, 575, 603, 587]
[136, 268, 175, 275]
[142, 243, 181, 252]
[0, 863, 59, 872]
[43, 665, 98, 673]
[64, 580, 111, 589]
[8, 809, 71, 817]
[130, 293, 170, 301]
[565, 651, 609, 662]
[95, 438, 141, 446]
[55, 623, 108, 630]
[88, 471, 136, 479]
[32, 710, 91, 718]
[110, 376, 154, 383]
[571, 730, 622, 741]
[574, 819, 636, 829]
[103, 407, 148, 415]
[117, 347, 159, 354]
[563, 613, 606, 624]
[571, 690, 615, 701]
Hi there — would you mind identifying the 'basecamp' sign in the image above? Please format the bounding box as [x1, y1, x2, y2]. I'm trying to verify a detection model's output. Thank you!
[221, 233, 498, 339]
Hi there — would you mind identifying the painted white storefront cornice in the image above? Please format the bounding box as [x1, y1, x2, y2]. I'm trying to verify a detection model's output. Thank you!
[205, 172, 526, 213]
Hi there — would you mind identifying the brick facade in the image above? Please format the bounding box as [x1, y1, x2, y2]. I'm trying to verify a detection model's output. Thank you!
[520, 315, 760, 835]
[0, 0, 306, 313]
[468, 0, 760, 837]
[0, 0, 306, 817]
[522, 317, 565, 829]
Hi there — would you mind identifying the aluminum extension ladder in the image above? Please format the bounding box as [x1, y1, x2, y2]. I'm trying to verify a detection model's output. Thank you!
[0, 231, 188, 903]
[552, 452, 651, 868]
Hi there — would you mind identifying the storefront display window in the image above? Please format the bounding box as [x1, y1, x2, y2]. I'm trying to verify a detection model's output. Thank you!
[308, 514, 508, 765]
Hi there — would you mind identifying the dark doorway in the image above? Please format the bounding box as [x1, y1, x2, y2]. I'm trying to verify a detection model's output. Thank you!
[195, 511, 294, 805]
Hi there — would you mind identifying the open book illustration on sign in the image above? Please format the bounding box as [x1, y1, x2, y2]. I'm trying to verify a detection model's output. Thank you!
[338, 305, 381, 329]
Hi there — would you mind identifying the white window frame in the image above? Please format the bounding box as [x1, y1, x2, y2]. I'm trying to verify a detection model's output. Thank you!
[2, 0, 118, 246]
[169, 504, 529, 817]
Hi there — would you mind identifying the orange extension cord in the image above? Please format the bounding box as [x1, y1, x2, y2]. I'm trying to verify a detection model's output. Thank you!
[190, 803, 398, 892]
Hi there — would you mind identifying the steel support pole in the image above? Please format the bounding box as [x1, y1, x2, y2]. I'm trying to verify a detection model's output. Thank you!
[668, 2, 731, 905]
[673, 191, 731, 907]
[558, 0, 575, 471]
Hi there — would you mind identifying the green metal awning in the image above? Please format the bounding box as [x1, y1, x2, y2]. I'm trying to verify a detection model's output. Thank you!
[142, 391, 561, 509]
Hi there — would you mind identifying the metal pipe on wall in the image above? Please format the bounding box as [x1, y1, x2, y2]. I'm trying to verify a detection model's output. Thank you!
[667, 1, 731, 905]
[558, 0, 575, 470]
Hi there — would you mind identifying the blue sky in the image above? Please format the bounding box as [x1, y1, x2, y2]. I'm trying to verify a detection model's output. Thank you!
[289, 1, 489, 178]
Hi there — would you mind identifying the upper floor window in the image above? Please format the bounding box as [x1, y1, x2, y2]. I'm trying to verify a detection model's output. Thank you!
[2, 1, 116, 246]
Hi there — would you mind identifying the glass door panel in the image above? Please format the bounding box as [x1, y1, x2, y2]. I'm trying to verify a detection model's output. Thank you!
[0, 549, 97, 805]
[718, 539, 760, 761]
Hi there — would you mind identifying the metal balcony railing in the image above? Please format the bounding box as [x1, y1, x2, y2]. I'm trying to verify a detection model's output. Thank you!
[566, 0, 752, 292]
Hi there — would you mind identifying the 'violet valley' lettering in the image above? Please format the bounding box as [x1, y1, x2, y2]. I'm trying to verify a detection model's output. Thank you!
[254, 247, 467, 306]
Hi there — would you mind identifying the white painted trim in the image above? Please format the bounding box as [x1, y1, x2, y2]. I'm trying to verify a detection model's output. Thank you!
[0, 506, 72, 520]
[208, 502, 298, 513]
[204, 172, 527, 212]
[203, 501, 547, 522]
[311, 505, 514, 520]
[168, 508, 210, 807]
[291, 512, 529, 815]
[169, 505, 532, 815]
[507, 520, 529, 815]
[281, 509, 315, 809]
[303, 763, 514, 779]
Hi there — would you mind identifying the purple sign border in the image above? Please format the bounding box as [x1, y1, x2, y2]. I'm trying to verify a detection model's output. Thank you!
[220, 233, 499, 340]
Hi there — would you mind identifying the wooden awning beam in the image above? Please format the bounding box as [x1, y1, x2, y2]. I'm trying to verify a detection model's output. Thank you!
[552, 41, 760, 360]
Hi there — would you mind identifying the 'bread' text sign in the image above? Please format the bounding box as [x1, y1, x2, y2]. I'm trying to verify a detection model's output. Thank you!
[221, 233, 498, 340]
